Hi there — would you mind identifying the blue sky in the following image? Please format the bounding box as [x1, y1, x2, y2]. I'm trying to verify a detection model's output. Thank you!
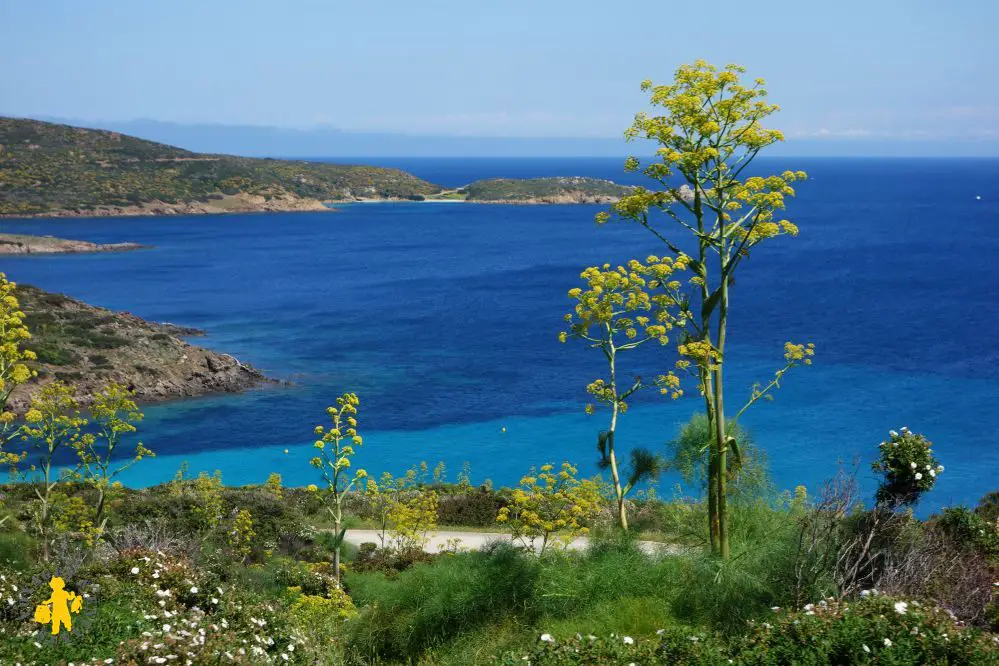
[2, 0, 997, 154]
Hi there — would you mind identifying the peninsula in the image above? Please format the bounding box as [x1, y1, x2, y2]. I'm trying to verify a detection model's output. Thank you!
[8, 284, 272, 411]
[0, 117, 639, 214]
[0, 117, 441, 217]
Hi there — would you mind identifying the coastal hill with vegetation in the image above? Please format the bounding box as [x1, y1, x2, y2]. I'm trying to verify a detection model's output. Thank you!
[457, 176, 635, 203]
[0, 118, 640, 216]
[7, 282, 270, 411]
[0, 117, 442, 216]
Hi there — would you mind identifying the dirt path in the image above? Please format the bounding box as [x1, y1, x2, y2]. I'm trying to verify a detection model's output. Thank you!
[342, 529, 683, 556]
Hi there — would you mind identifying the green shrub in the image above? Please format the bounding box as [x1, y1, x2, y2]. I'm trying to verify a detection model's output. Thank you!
[346, 543, 540, 659]
[437, 487, 508, 527]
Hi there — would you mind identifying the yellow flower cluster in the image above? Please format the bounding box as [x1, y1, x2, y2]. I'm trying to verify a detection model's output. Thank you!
[496, 462, 602, 554]
[783, 341, 816, 365]
[560, 257, 688, 347]
[1, 273, 38, 466]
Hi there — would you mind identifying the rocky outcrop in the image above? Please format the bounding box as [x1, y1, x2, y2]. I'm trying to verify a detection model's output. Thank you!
[7, 285, 274, 411]
[0, 233, 146, 254]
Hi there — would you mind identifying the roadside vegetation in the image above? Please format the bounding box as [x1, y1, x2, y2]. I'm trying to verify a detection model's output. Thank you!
[0, 60, 996, 664]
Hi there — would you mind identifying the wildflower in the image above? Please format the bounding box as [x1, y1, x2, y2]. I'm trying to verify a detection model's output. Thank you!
[131, 567, 140, 575]
[190, 586, 198, 594]
[894, 601, 908, 615]
[771, 606, 781, 611]
[889, 430, 899, 437]
[884, 638, 892, 647]
[929, 469, 936, 477]
[915, 473, 923, 480]
[540, 633, 554, 643]
[163, 624, 171, 632]
[863, 645, 870, 653]
[910, 462, 917, 469]
[623, 636, 634, 645]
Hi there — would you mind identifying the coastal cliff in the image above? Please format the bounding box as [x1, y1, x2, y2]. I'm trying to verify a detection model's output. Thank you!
[8, 284, 272, 411]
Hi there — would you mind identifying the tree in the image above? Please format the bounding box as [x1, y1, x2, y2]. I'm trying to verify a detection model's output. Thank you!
[71, 383, 153, 540]
[310, 392, 367, 585]
[560, 259, 687, 529]
[0, 273, 36, 479]
[20, 382, 90, 561]
[600, 61, 813, 557]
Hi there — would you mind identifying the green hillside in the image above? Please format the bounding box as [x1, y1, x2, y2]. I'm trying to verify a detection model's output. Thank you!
[0, 117, 441, 215]
[462, 176, 634, 203]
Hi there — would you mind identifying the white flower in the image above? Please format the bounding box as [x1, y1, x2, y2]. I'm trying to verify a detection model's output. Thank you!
[162, 624, 171, 632]
[937, 465, 945, 472]
[771, 606, 781, 611]
[211, 597, 219, 604]
[910, 462, 917, 469]
[803, 603, 815, 611]
[894, 601, 908, 615]
[915, 472, 923, 480]
[889, 430, 899, 437]
[540, 633, 554, 643]
[901, 426, 909, 433]
[863, 644, 870, 653]
[925, 464, 932, 470]
[656, 629, 665, 635]
[131, 567, 140, 575]
[884, 638, 892, 647]
[879, 441, 886, 447]
[190, 586, 198, 594]
[623, 636, 634, 645]
[929, 469, 936, 477]
[860, 590, 871, 597]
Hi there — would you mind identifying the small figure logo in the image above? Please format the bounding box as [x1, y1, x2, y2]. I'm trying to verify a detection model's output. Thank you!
[34, 576, 83, 635]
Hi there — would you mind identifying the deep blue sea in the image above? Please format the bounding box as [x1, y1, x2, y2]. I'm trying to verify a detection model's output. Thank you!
[2, 157, 998, 514]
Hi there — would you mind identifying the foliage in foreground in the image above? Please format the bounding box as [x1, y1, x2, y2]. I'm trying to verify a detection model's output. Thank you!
[499, 594, 999, 665]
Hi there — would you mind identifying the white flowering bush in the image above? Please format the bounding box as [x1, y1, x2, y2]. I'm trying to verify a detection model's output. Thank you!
[498, 595, 999, 664]
[872, 427, 942, 506]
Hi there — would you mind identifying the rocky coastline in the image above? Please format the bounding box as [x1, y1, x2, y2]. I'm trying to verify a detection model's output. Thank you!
[8, 284, 274, 412]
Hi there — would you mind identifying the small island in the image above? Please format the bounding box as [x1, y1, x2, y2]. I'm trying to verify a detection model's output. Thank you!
[7, 284, 272, 411]
[430, 176, 635, 204]
[0, 232, 146, 254]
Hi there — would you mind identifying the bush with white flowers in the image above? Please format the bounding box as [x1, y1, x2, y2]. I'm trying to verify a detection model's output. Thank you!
[872, 427, 942, 506]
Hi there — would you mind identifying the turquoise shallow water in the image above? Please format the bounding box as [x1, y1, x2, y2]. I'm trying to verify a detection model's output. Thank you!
[2, 157, 998, 513]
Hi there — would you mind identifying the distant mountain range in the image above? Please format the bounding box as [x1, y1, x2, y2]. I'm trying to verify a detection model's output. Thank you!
[26, 116, 998, 158]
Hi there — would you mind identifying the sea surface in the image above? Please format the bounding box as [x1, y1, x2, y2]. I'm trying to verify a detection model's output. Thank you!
[2, 157, 998, 514]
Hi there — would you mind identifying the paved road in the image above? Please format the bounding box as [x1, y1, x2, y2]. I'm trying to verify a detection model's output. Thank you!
[342, 529, 682, 556]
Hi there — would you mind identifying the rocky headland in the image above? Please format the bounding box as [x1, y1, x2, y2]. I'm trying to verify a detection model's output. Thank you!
[8, 284, 273, 411]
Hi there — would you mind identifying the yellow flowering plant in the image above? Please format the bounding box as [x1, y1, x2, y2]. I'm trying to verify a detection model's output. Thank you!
[228, 507, 256, 563]
[387, 488, 439, 553]
[70, 382, 153, 541]
[19, 381, 91, 561]
[597, 61, 815, 557]
[0, 273, 37, 479]
[560, 257, 689, 530]
[310, 392, 367, 584]
[496, 462, 602, 555]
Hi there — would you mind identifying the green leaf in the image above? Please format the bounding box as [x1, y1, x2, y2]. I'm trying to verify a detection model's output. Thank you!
[702, 286, 723, 320]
